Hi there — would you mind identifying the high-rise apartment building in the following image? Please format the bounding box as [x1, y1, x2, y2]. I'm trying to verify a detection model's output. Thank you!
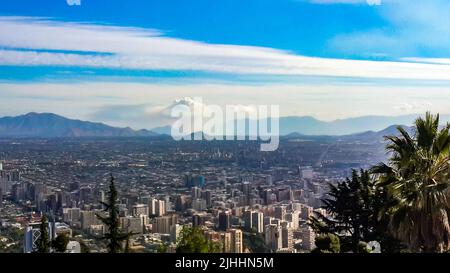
[265, 224, 282, 252]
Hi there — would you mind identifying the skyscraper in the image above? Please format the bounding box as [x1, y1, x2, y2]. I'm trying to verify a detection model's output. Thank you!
[251, 211, 264, 233]
[243, 210, 253, 231]
[191, 186, 201, 199]
[218, 211, 231, 231]
[149, 198, 166, 216]
[274, 205, 286, 221]
[156, 200, 166, 216]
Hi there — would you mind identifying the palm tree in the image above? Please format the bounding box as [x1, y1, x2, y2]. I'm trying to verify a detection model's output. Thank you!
[373, 112, 450, 252]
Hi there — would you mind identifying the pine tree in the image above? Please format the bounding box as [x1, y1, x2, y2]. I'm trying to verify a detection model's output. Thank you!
[96, 174, 131, 253]
[36, 214, 50, 253]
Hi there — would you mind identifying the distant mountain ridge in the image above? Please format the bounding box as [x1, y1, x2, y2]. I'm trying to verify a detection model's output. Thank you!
[152, 114, 448, 136]
[0, 112, 158, 137]
[278, 114, 450, 135]
[0, 112, 445, 138]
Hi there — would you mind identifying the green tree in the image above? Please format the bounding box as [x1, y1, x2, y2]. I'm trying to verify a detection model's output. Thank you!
[36, 215, 50, 253]
[157, 242, 168, 253]
[176, 226, 218, 253]
[96, 174, 132, 253]
[310, 169, 402, 253]
[373, 112, 450, 252]
[312, 233, 340, 253]
[243, 232, 268, 253]
[52, 234, 69, 253]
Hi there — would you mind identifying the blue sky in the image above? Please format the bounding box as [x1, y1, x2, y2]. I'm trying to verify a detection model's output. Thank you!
[0, 0, 386, 58]
[1, 0, 450, 129]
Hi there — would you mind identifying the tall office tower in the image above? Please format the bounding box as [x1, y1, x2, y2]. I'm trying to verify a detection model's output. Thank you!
[265, 224, 282, 252]
[203, 190, 212, 208]
[251, 211, 264, 233]
[243, 210, 253, 231]
[156, 200, 166, 216]
[0, 175, 5, 196]
[24, 220, 55, 253]
[285, 211, 300, 229]
[175, 195, 187, 212]
[218, 211, 231, 231]
[229, 229, 243, 253]
[34, 183, 46, 204]
[47, 193, 58, 213]
[148, 198, 157, 215]
[266, 175, 273, 186]
[263, 189, 277, 205]
[0, 161, 2, 170]
[80, 210, 97, 230]
[192, 214, 205, 227]
[241, 182, 251, 195]
[281, 226, 294, 250]
[79, 187, 92, 203]
[185, 174, 206, 188]
[56, 190, 64, 212]
[274, 205, 286, 221]
[301, 226, 316, 251]
[132, 204, 149, 217]
[191, 186, 201, 199]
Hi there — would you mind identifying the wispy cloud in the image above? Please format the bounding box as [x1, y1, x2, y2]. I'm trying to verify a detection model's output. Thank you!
[328, 0, 450, 58]
[2, 16, 450, 81]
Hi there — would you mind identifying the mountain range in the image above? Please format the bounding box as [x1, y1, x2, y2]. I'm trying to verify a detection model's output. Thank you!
[0, 112, 158, 137]
[0, 112, 443, 139]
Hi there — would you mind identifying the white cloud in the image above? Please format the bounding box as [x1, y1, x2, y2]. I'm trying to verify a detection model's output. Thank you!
[1, 82, 449, 129]
[328, 0, 450, 58]
[401, 58, 450, 65]
[2, 16, 450, 81]
[394, 101, 433, 112]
